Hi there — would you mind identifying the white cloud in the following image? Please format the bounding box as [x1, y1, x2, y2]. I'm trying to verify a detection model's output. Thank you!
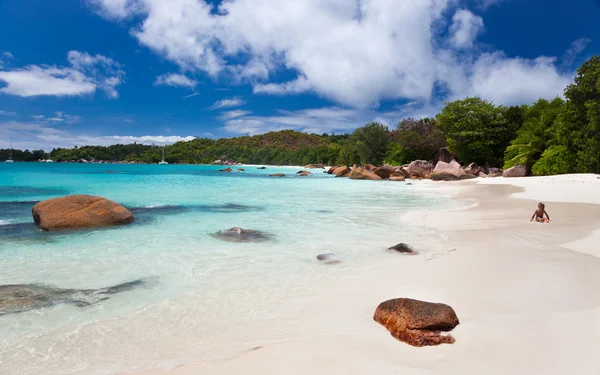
[219, 110, 251, 120]
[2, 51, 14, 59]
[449, 9, 484, 49]
[0, 119, 195, 150]
[209, 97, 245, 109]
[0, 51, 124, 98]
[28, 112, 82, 124]
[562, 37, 590, 69]
[88, 0, 574, 108]
[154, 73, 197, 88]
[0, 110, 17, 117]
[182, 92, 200, 99]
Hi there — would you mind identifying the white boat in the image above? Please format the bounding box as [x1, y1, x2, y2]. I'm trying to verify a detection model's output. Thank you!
[46, 159, 53, 163]
[5, 138, 14, 163]
[159, 145, 168, 165]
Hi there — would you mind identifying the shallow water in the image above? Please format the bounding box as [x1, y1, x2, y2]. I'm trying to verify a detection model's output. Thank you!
[0, 163, 462, 375]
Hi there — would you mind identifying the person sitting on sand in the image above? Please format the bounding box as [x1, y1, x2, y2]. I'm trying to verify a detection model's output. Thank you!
[530, 202, 551, 223]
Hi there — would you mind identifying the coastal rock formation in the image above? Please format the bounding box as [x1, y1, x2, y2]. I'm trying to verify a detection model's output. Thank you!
[0, 279, 147, 316]
[316, 253, 341, 264]
[257, 166, 267, 170]
[464, 162, 481, 176]
[390, 176, 406, 182]
[430, 160, 465, 181]
[406, 160, 433, 178]
[297, 171, 311, 177]
[387, 243, 417, 254]
[373, 298, 459, 347]
[269, 173, 286, 177]
[435, 147, 456, 164]
[478, 172, 488, 178]
[488, 168, 503, 177]
[503, 164, 527, 178]
[333, 166, 351, 177]
[373, 165, 395, 179]
[219, 167, 233, 172]
[327, 166, 339, 174]
[32, 195, 134, 231]
[393, 167, 409, 178]
[349, 165, 382, 180]
[364, 164, 376, 171]
[211, 227, 272, 243]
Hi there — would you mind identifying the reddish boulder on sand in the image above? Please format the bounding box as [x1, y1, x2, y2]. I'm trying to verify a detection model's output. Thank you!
[373, 165, 395, 179]
[464, 162, 481, 176]
[374, 298, 459, 347]
[327, 166, 339, 174]
[430, 160, 465, 181]
[394, 167, 409, 177]
[32, 195, 134, 231]
[406, 160, 433, 178]
[333, 166, 351, 177]
[349, 165, 382, 180]
[503, 165, 527, 178]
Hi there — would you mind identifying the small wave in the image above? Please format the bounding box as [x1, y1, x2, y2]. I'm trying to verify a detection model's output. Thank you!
[0, 220, 11, 226]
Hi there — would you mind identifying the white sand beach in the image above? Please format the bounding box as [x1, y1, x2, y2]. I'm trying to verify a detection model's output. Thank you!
[130, 174, 600, 375]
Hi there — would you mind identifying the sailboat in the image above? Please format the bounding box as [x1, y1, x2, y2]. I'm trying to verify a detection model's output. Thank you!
[159, 145, 168, 165]
[5, 138, 14, 163]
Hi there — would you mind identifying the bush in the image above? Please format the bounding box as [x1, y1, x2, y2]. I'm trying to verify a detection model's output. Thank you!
[531, 146, 573, 176]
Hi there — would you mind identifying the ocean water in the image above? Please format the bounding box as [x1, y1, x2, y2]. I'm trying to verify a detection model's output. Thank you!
[0, 163, 461, 375]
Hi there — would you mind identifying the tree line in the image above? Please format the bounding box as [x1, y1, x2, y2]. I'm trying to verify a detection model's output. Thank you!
[2, 56, 598, 175]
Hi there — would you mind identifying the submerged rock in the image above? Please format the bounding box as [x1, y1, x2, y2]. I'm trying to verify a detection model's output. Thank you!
[219, 167, 233, 172]
[257, 166, 267, 170]
[211, 227, 273, 243]
[0, 279, 148, 316]
[373, 298, 459, 347]
[297, 171, 311, 177]
[32, 195, 134, 231]
[387, 243, 417, 254]
[316, 253, 341, 264]
[269, 173, 286, 177]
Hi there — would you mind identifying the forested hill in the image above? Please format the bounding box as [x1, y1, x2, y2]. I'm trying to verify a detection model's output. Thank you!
[3, 55, 600, 175]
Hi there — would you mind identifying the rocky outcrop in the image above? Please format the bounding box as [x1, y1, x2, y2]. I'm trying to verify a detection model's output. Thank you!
[478, 172, 488, 178]
[364, 164, 376, 171]
[316, 253, 341, 264]
[0, 279, 147, 316]
[430, 160, 465, 181]
[406, 160, 433, 178]
[503, 165, 526, 178]
[333, 166, 352, 177]
[210, 227, 272, 243]
[327, 166, 339, 174]
[349, 165, 382, 180]
[32, 195, 134, 231]
[487, 168, 503, 177]
[219, 167, 233, 172]
[373, 165, 395, 179]
[387, 243, 417, 254]
[464, 162, 481, 176]
[393, 167, 409, 178]
[269, 173, 286, 177]
[435, 147, 456, 164]
[373, 298, 460, 347]
[257, 166, 267, 170]
[297, 171, 311, 177]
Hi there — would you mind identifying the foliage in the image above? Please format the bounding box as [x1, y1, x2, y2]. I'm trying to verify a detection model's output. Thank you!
[531, 146, 573, 176]
[390, 118, 446, 164]
[436, 97, 515, 166]
[0, 148, 48, 162]
[503, 98, 564, 171]
[348, 122, 390, 165]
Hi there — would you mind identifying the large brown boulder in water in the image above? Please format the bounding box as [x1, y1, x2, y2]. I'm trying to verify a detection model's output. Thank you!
[374, 298, 459, 347]
[333, 166, 351, 177]
[32, 195, 134, 231]
[406, 160, 433, 178]
[327, 166, 339, 174]
[373, 165, 395, 179]
[349, 165, 382, 180]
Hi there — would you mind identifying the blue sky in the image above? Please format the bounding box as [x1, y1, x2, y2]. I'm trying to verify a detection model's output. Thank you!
[0, 0, 598, 150]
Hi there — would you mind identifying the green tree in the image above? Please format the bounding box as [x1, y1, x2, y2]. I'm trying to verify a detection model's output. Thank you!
[391, 117, 446, 163]
[436, 97, 513, 166]
[350, 122, 390, 165]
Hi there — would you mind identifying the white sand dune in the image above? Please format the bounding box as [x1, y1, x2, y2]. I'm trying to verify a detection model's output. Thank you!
[130, 174, 600, 375]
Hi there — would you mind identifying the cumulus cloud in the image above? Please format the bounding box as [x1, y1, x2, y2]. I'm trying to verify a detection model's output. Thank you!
[449, 9, 484, 49]
[209, 97, 245, 109]
[87, 0, 574, 108]
[0, 51, 124, 98]
[154, 73, 198, 88]
[0, 119, 195, 151]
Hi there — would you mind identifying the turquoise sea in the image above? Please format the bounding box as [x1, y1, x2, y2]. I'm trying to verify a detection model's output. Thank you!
[0, 163, 460, 375]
